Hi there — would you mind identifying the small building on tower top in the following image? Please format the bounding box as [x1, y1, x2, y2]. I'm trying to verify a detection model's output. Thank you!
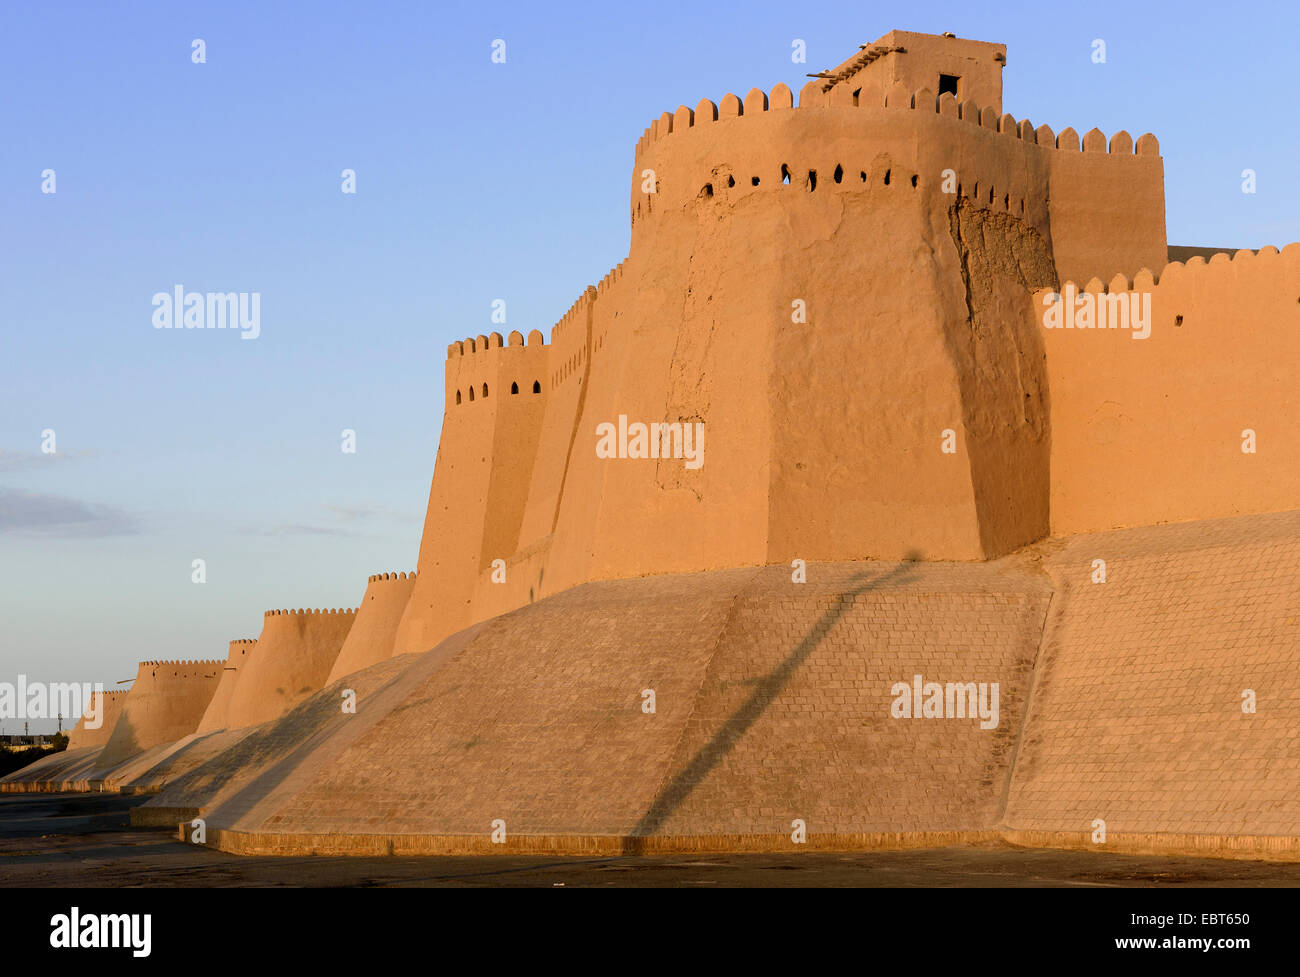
[815, 30, 1006, 113]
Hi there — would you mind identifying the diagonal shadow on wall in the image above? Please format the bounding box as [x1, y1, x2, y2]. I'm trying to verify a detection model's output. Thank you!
[623, 554, 922, 852]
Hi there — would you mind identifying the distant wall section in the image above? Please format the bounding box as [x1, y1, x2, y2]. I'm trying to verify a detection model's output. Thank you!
[97, 660, 224, 768]
[196, 639, 257, 735]
[225, 609, 355, 729]
[66, 690, 127, 751]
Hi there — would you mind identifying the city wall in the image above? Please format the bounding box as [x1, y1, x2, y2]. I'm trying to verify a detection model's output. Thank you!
[97, 660, 224, 769]
[66, 689, 128, 751]
[397, 78, 1181, 656]
[196, 639, 257, 735]
[224, 609, 356, 729]
[1040, 245, 1300, 535]
[327, 572, 416, 683]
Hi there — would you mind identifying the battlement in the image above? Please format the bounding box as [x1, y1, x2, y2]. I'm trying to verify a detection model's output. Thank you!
[1039, 242, 1300, 537]
[226, 638, 256, 664]
[445, 264, 625, 409]
[635, 78, 1158, 169]
[595, 260, 626, 296]
[550, 285, 597, 345]
[635, 84, 794, 158]
[447, 329, 547, 359]
[98, 657, 226, 767]
[631, 67, 1165, 283]
[228, 596, 360, 729]
[139, 659, 224, 667]
[367, 570, 416, 582]
[626, 79, 1159, 236]
[1037, 242, 1300, 301]
[447, 327, 551, 408]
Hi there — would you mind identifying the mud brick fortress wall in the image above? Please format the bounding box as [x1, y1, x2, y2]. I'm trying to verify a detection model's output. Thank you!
[394, 31, 1293, 658]
[65, 690, 128, 751]
[97, 659, 225, 768]
[224, 608, 356, 729]
[13, 30, 1298, 857]
[1041, 247, 1300, 535]
[196, 639, 258, 735]
[327, 573, 416, 684]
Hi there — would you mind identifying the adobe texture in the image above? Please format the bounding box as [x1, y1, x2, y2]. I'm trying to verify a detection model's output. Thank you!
[1041, 246, 1300, 535]
[1006, 510, 1300, 843]
[96, 660, 224, 769]
[144, 560, 1051, 851]
[50, 30, 1300, 859]
[65, 689, 127, 751]
[134, 513, 1300, 856]
[391, 31, 1203, 657]
[326, 573, 416, 684]
[196, 639, 257, 735]
[223, 608, 356, 729]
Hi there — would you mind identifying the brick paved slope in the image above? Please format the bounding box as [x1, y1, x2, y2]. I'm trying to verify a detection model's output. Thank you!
[1004, 509, 1300, 840]
[134, 652, 435, 826]
[0, 746, 103, 793]
[186, 559, 1051, 851]
[129, 510, 1300, 857]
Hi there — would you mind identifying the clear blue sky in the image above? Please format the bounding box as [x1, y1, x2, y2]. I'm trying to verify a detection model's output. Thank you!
[1, 0, 1295, 729]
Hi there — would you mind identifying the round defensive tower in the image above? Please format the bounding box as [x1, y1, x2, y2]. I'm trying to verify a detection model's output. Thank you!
[224, 608, 357, 729]
[195, 638, 258, 735]
[97, 659, 225, 768]
[327, 572, 417, 683]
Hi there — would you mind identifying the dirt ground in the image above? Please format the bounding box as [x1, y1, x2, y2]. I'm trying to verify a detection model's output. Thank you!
[3, 792, 1300, 888]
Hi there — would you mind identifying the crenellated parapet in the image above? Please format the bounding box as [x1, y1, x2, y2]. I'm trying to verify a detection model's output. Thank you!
[634, 83, 795, 160]
[636, 81, 1156, 182]
[630, 72, 1165, 283]
[225, 638, 256, 665]
[634, 76, 1157, 167]
[98, 657, 227, 767]
[1035, 242, 1300, 309]
[549, 285, 597, 390]
[445, 328, 550, 410]
[443, 261, 624, 412]
[222, 600, 360, 730]
[595, 260, 627, 296]
[139, 659, 224, 668]
[446, 328, 548, 358]
[326, 570, 421, 683]
[1037, 242, 1300, 536]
